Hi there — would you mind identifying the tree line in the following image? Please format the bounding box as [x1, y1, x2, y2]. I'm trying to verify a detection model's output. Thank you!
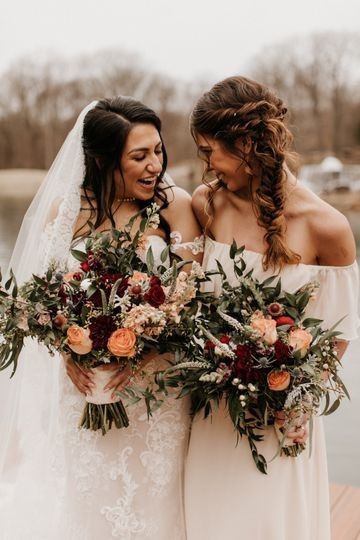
[0, 31, 359, 171]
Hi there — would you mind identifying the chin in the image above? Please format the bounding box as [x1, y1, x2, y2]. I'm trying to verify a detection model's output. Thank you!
[136, 191, 155, 201]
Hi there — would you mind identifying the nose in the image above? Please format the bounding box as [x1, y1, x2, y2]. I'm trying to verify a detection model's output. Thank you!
[147, 153, 163, 174]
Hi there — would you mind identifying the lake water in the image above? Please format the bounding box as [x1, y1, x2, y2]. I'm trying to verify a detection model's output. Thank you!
[0, 195, 359, 487]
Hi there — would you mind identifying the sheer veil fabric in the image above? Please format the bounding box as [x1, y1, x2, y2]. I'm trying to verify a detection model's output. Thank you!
[0, 102, 99, 528]
[0, 101, 98, 477]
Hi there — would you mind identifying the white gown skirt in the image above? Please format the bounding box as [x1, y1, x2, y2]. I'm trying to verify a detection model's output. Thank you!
[0, 352, 190, 540]
[185, 401, 330, 540]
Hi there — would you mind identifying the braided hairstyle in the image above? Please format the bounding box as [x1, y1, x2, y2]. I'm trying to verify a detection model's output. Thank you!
[79, 96, 170, 237]
[191, 76, 300, 270]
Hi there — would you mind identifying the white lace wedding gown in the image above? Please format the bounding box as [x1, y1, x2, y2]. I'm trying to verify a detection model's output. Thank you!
[185, 238, 360, 540]
[0, 236, 190, 540]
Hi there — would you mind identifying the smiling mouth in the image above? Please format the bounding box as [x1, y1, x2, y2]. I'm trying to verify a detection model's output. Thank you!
[138, 176, 158, 187]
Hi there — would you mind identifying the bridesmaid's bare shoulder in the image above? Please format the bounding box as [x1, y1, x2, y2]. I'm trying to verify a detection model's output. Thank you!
[290, 184, 356, 266]
[309, 201, 356, 266]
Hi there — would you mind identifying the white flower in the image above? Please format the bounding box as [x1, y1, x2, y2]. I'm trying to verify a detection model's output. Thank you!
[16, 314, 29, 331]
[248, 383, 256, 392]
[146, 203, 161, 228]
[80, 278, 92, 291]
[214, 345, 230, 357]
[190, 261, 205, 279]
[113, 293, 132, 313]
[178, 271, 188, 282]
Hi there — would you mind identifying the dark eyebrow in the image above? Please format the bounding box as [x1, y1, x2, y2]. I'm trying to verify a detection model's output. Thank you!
[128, 141, 162, 155]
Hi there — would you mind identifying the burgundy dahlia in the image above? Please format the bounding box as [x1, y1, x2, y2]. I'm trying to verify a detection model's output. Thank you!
[89, 315, 117, 350]
[235, 344, 252, 362]
[233, 344, 253, 379]
[274, 339, 292, 363]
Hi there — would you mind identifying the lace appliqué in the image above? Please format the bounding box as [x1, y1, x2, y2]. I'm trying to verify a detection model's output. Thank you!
[170, 231, 204, 255]
[39, 180, 81, 272]
[140, 408, 188, 497]
[100, 447, 152, 538]
[54, 357, 189, 539]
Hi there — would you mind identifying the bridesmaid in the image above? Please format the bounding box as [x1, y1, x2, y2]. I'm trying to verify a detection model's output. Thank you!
[185, 76, 359, 540]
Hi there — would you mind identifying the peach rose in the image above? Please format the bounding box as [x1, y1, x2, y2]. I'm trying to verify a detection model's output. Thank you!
[67, 325, 92, 355]
[288, 328, 312, 358]
[107, 328, 137, 357]
[267, 369, 291, 391]
[129, 271, 148, 285]
[250, 311, 277, 345]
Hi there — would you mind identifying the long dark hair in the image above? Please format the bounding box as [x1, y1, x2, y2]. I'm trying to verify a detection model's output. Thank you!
[191, 76, 300, 270]
[80, 96, 170, 235]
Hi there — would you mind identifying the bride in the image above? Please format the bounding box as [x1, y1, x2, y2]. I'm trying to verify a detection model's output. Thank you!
[185, 76, 359, 540]
[0, 97, 202, 539]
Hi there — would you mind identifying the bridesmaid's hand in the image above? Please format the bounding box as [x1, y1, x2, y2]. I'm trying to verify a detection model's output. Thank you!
[62, 353, 94, 395]
[274, 411, 309, 444]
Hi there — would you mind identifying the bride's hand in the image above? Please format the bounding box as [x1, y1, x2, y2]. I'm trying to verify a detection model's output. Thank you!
[62, 354, 95, 395]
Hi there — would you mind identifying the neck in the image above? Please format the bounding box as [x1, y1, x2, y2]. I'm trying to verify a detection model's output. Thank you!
[231, 173, 261, 201]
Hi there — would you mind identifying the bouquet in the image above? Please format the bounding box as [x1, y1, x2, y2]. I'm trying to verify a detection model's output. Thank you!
[154, 243, 348, 473]
[0, 204, 206, 434]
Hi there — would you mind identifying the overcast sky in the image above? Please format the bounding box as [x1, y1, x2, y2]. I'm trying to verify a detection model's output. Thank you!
[1, 0, 359, 83]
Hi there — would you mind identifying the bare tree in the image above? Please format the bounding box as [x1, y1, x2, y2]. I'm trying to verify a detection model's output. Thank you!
[249, 31, 360, 159]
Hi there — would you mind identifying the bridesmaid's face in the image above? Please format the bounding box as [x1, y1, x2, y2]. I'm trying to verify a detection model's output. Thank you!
[196, 135, 250, 191]
[116, 123, 163, 200]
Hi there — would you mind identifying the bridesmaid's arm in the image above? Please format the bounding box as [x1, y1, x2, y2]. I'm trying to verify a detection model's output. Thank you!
[311, 205, 356, 359]
[191, 183, 209, 231]
[161, 186, 203, 266]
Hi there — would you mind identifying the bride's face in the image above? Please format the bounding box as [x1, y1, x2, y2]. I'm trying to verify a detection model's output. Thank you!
[116, 123, 164, 200]
[196, 134, 250, 191]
